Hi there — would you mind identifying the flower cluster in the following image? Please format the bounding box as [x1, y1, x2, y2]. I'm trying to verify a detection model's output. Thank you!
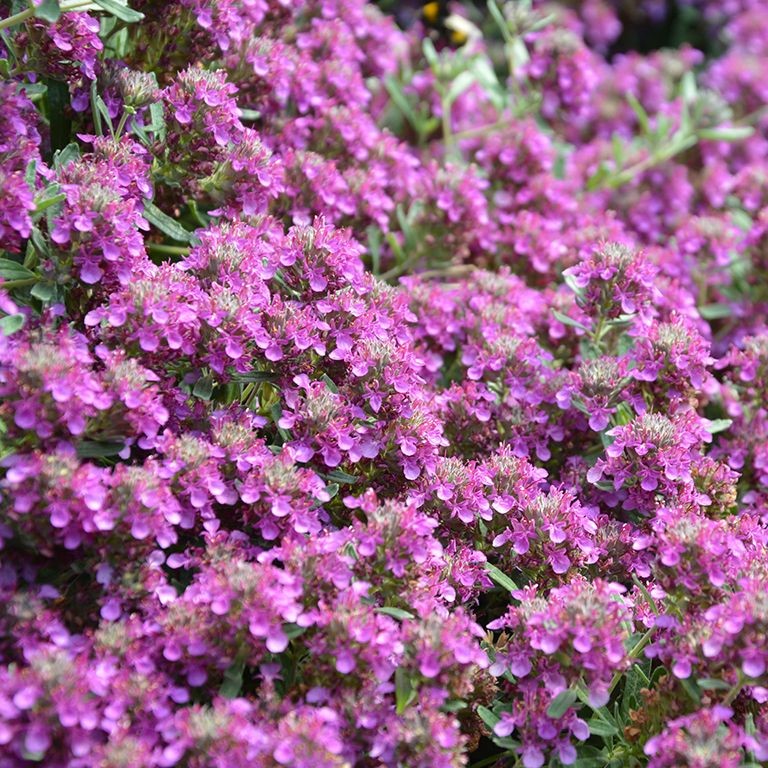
[3, 0, 768, 766]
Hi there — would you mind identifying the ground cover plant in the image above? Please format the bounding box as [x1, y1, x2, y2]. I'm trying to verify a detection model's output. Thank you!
[3, 0, 768, 765]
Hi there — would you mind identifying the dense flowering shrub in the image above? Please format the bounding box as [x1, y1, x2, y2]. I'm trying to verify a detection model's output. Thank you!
[3, 0, 768, 766]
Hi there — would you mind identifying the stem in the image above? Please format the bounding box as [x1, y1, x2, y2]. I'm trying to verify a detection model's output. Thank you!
[90, 80, 103, 136]
[0, 0, 94, 30]
[632, 575, 660, 616]
[0, 7, 34, 31]
[604, 134, 698, 189]
[608, 629, 654, 695]
[114, 111, 130, 140]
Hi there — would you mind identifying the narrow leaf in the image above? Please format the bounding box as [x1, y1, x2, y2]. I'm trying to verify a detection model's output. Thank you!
[0, 259, 35, 282]
[547, 688, 578, 719]
[376, 606, 415, 621]
[321, 374, 339, 394]
[384, 77, 419, 131]
[192, 376, 214, 401]
[477, 705, 501, 731]
[53, 143, 81, 170]
[233, 371, 277, 384]
[395, 667, 416, 714]
[76, 440, 126, 459]
[30, 282, 56, 302]
[34, 0, 61, 22]
[34, 192, 66, 215]
[92, 0, 144, 22]
[0, 314, 25, 336]
[552, 309, 590, 333]
[587, 718, 618, 737]
[698, 303, 732, 320]
[447, 71, 476, 105]
[219, 660, 244, 699]
[699, 125, 754, 142]
[485, 562, 519, 593]
[143, 202, 195, 244]
[326, 469, 359, 485]
[705, 418, 732, 435]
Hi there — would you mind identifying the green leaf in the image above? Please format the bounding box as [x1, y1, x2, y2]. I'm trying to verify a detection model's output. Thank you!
[487, 0, 513, 44]
[143, 202, 195, 244]
[509, 37, 529, 69]
[321, 374, 339, 394]
[612, 133, 624, 168]
[193, 376, 214, 401]
[697, 677, 731, 691]
[0, 259, 35, 282]
[326, 469, 359, 485]
[0, 314, 25, 336]
[219, 659, 244, 699]
[34, 191, 65, 215]
[731, 208, 753, 231]
[95, 94, 114, 135]
[30, 226, 48, 256]
[92, 0, 144, 22]
[384, 77, 419, 132]
[491, 736, 520, 751]
[34, 0, 61, 22]
[613, 402, 634, 426]
[698, 125, 754, 142]
[422, 38, 439, 70]
[572, 758, 604, 768]
[395, 667, 416, 714]
[53, 142, 81, 170]
[76, 440, 125, 459]
[485, 562, 519, 593]
[470, 57, 506, 110]
[563, 272, 585, 297]
[587, 718, 618, 737]
[621, 661, 651, 719]
[698, 302, 732, 320]
[547, 688, 578, 719]
[679, 676, 701, 704]
[447, 70, 476, 105]
[30, 282, 56, 302]
[705, 418, 732, 435]
[232, 371, 277, 384]
[477, 704, 501, 731]
[148, 101, 166, 142]
[552, 309, 590, 333]
[626, 92, 650, 135]
[284, 623, 307, 641]
[25, 158, 37, 190]
[376, 606, 415, 621]
[680, 71, 697, 104]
